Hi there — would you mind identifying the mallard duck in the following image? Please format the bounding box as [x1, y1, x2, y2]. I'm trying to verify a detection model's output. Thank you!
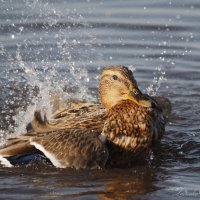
[0, 65, 171, 169]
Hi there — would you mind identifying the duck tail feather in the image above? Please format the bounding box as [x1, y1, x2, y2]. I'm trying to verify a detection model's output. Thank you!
[31, 111, 54, 133]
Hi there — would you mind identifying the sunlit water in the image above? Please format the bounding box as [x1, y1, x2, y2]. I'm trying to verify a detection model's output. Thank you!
[0, 0, 200, 199]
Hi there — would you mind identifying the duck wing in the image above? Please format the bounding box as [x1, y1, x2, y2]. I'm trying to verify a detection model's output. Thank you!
[152, 96, 171, 120]
[0, 130, 108, 169]
[148, 96, 171, 141]
[28, 102, 106, 133]
[30, 130, 108, 169]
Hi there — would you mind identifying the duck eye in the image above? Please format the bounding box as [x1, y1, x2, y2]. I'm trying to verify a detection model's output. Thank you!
[112, 75, 118, 80]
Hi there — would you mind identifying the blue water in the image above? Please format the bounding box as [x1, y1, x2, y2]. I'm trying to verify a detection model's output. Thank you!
[0, 0, 200, 199]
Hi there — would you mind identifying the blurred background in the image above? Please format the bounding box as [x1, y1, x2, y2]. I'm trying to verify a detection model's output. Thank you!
[0, 0, 200, 199]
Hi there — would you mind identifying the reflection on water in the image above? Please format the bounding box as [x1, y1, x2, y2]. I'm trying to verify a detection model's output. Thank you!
[0, 166, 160, 200]
[0, 0, 200, 199]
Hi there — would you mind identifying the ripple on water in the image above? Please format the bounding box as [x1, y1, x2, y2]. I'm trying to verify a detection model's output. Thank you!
[0, 0, 200, 199]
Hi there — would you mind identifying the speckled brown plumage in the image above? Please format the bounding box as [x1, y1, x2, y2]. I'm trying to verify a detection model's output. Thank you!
[30, 102, 106, 133]
[102, 99, 165, 168]
[31, 130, 108, 169]
[105, 99, 165, 148]
[105, 100, 153, 149]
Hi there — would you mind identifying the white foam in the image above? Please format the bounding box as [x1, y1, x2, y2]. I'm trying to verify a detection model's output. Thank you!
[30, 141, 66, 168]
[0, 156, 13, 168]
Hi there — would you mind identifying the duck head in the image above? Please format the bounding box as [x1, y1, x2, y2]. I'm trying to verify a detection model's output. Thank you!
[99, 65, 154, 110]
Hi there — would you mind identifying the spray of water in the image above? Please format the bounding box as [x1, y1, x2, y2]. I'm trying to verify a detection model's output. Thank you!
[0, 0, 100, 139]
[0, 130, 6, 148]
[146, 67, 167, 96]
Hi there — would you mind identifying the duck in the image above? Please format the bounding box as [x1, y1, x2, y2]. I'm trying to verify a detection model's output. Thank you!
[0, 65, 171, 169]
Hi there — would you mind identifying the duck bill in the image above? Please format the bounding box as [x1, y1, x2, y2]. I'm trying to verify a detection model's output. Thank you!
[124, 89, 152, 108]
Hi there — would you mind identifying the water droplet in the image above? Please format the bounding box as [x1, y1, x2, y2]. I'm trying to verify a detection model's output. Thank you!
[19, 26, 24, 32]
[150, 152, 154, 160]
[179, 151, 183, 155]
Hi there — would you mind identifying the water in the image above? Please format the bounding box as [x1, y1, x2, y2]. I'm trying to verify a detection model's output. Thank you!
[0, 0, 200, 199]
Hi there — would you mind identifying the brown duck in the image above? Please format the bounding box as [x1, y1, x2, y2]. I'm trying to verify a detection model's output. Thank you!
[0, 65, 171, 169]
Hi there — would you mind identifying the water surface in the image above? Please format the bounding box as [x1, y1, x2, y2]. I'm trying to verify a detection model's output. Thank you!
[0, 0, 200, 199]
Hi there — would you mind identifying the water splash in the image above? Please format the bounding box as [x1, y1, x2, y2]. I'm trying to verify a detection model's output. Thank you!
[0, 130, 6, 148]
[146, 67, 167, 96]
[128, 65, 136, 72]
[0, 0, 100, 137]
